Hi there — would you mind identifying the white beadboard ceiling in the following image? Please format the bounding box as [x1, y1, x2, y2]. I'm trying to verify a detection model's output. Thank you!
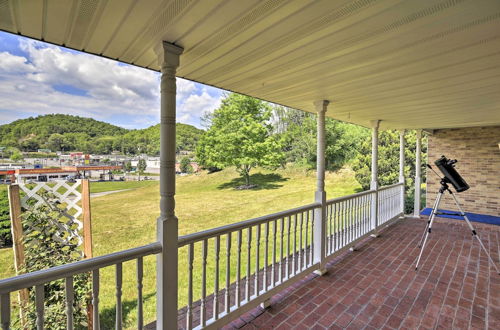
[1, 0, 499, 130]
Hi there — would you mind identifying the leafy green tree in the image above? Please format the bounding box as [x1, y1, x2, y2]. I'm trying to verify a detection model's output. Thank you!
[10, 150, 23, 162]
[351, 130, 427, 213]
[273, 106, 368, 170]
[197, 93, 284, 186]
[137, 158, 147, 180]
[123, 161, 133, 173]
[47, 133, 67, 152]
[180, 157, 193, 174]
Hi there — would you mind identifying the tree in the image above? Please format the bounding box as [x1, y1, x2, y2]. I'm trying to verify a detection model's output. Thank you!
[10, 150, 24, 162]
[137, 158, 147, 180]
[123, 161, 132, 173]
[47, 133, 68, 152]
[179, 157, 193, 174]
[351, 130, 427, 213]
[197, 93, 284, 186]
[273, 106, 368, 171]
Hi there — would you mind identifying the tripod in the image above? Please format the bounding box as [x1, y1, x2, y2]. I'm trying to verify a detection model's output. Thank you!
[415, 178, 500, 274]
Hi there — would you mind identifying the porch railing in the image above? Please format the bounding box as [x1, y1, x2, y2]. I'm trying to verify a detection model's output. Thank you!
[0, 183, 404, 329]
[0, 243, 162, 330]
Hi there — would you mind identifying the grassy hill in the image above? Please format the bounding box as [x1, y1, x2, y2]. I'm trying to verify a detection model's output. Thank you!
[0, 166, 360, 328]
[0, 114, 204, 155]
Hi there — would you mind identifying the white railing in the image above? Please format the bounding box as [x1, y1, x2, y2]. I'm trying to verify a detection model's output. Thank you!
[177, 203, 320, 329]
[325, 190, 374, 256]
[378, 183, 404, 225]
[0, 184, 405, 329]
[0, 242, 162, 330]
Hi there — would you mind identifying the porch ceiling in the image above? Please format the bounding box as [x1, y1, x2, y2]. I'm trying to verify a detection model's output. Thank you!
[1, 0, 500, 130]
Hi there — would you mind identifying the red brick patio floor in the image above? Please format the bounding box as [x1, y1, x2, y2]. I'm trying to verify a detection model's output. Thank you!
[222, 217, 500, 329]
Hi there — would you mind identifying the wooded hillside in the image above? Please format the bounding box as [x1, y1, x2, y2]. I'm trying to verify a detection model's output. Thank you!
[0, 114, 204, 155]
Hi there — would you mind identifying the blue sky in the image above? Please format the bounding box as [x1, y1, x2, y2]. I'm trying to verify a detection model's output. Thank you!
[0, 31, 225, 129]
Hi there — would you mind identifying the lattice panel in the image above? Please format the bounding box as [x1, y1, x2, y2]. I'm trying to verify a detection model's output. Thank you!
[18, 180, 84, 247]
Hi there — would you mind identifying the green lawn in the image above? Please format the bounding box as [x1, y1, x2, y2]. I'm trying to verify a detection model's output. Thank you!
[89, 180, 157, 194]
[0, 167, 360, 328]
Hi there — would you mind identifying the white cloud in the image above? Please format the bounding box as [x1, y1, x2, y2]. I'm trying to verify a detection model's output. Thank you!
[0, 52, 35, 73]
[0, 37, 224, 128]
[178, 90, 222, 122]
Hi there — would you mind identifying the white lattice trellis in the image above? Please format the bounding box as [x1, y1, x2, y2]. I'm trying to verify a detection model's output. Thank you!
[18, 180, 84, 247]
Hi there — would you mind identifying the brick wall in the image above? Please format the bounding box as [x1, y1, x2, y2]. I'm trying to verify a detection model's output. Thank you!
[426, 126, 500, 216]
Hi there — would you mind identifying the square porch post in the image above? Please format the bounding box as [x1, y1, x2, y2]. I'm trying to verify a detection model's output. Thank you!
[413, 129, 422, 217]
[370, 120, 380, 234]
[313, 100, 329, 275]
[399, 130, 406, 214]
[155, 41, 183, 330]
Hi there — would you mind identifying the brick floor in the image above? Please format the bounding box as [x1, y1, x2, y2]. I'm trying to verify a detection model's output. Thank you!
[220, 217, 500, 329]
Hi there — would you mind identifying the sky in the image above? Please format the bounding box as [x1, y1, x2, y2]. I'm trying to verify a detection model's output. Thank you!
[0, 31, 224, 129]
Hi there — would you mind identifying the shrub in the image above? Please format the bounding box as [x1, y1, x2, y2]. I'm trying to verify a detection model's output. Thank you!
[0, 188, 11, 247]
[180, 157, 193, 174]
[22, 193, 90, 329]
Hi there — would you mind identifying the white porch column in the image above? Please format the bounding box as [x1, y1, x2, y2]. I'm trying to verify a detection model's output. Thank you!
[413, 129, 422, 218]
[156, 41, 183, 330]
[313, 100, 329, 275]
[370, 120, 380, 232]
[399, 130, 406, 214]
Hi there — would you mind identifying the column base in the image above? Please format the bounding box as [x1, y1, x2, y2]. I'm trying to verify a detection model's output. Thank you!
[314, 268, 328, 276]
[260, 299, 271, 309]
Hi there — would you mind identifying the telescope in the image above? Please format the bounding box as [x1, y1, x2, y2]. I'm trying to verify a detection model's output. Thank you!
[434, 155, 469, 193]
[416, 156, 500, 274]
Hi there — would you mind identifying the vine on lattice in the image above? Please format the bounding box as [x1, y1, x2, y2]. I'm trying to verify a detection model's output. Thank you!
[18, 180, 84, 248]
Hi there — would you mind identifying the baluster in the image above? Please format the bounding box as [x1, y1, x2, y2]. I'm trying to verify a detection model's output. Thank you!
[292, 214, 297, 275]
[272, 220, 277, 285]
[116, 263, 123, 330]
[92, 269, 100, 330]
[279, 217, 284, 280]
[225, 233, 232, 312]
[0, 293, 10, 330]
[201, 240, 208, 326]
[214, 236, 220, 320]
[137, 257, 144, 330]
[65, 276, 74, 330]
[356, 198, 360, 239]
[286, 216, 291, 279]
[352, 198, 356, 241]
[338, 202, 342, 249]
[187, 243, 194, 329]
[328, 204, 333, 255]
[255, 225, 260, 296]
[245, 228, 252, 302]
[344, 201, 348, 246]
[35, 284, 44, 330]
[304, 211, 309, 267]
[236, 232, 242, 308]
[353, 198, 357, 240]
[348, 199, 352, 243]
[334, 203, 337, 252]
[309, 210, 314, 265]
[264, 222, 269, 290]
[298, 213, 303, 271]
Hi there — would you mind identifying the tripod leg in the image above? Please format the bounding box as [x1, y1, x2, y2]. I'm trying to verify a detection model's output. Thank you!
[415, 192, 443, 270]
[418, 193, 440, 248]
[449, 192, 500, 274]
